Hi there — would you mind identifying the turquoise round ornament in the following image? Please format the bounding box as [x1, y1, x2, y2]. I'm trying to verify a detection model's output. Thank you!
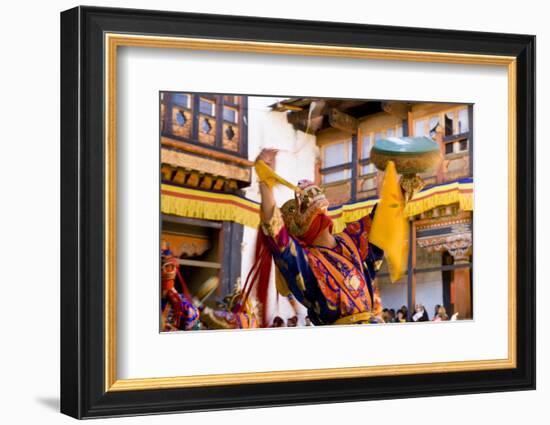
[374, 136, 439, 155]
[370, 136, 442, 175]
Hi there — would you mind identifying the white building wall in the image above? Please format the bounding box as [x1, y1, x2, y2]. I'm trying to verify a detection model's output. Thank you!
[378, 272, 444, 320]
[415, 271, 444, 319]
[240, 96, 317, 325]
[378, 280, 408, 312]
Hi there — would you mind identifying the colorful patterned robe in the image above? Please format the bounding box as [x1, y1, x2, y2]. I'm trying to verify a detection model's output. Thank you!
[161, 295, 200, 331]
[262, 208, 384, 325]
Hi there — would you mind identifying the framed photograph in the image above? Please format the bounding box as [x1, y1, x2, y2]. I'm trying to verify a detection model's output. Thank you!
[60, 6, 535, 419]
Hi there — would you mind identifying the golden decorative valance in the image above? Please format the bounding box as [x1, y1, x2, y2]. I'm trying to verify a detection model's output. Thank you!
[161, 179, 473, 232]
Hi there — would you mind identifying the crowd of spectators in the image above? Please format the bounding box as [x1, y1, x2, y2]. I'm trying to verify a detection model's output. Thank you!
[268, 304, 459, 327]
[381, 304, 459, 323]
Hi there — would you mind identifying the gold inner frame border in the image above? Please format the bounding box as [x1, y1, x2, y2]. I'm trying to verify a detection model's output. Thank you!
[104, 33, 517, 392]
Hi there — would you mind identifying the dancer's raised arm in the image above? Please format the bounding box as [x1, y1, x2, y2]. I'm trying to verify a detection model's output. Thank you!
[256, 148, 278, 222]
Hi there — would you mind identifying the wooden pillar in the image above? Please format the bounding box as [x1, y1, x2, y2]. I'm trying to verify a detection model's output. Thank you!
[468, 104, 474, 176]
[447, 232, 473, 319]
[215, 95, 223, 148]
[192, 94, 200, 141]
[442, 251, 454, 314]
[350, 133, 358, 201]
[406, 220, 416, 316]
[220, 221, 244, 298]
[402, 118, 409, 137]
[434, 131, 445, 184]
[163, 92, 173, 137]
[314, 158, 322, 186]
[240, 96, 248, 158]
[452, 261, 472, 319]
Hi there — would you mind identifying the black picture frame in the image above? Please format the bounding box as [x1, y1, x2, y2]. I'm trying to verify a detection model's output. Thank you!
[60, 5, 535, 419]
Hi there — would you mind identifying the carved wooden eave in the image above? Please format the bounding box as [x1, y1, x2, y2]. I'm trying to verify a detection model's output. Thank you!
[272, 97, 397, 135]
[274, 98, 359, 135]
[328, 108, 358, 134]
[160, 136, 253, 192]
[271, 102, 303, 112]
[271, 98, 316, 112]
[417, 233, 472, 262]
[416, 216, 473, 262]
[286, 108, 325, 134]
[381, 101, 411, 120]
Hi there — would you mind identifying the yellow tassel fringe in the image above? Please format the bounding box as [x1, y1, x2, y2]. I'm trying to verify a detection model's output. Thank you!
[161, 181, 473, 230]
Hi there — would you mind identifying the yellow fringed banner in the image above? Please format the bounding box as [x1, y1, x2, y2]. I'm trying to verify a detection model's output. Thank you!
[404, 180, 473, 217]
[327, 180, 472, 233]
[161, 184, 260, 228]
[328, 199, 377, 233]
[161, 180, 473, 230]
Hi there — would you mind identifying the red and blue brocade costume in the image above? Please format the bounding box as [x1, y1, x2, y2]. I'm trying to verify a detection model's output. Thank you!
[160, 249, 200, 331]
[262, 208, 384, 325]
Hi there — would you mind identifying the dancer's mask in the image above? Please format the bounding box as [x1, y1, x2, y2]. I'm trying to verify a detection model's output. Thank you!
[281, 180, 332, 243]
